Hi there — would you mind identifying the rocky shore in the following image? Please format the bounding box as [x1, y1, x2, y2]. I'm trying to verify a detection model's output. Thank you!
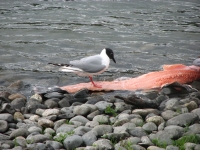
[0, 80, 200, 150]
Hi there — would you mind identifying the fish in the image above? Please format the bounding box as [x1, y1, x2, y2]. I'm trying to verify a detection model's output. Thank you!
[60, 64, 200, 93]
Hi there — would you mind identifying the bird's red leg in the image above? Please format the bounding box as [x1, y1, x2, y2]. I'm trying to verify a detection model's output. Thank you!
[89, 76, 102, 88]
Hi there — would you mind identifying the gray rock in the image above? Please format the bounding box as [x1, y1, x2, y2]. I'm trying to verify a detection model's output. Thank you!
[93, 139, 113, 150]
[14, 136, 27, 148]
[92, 125, 113, 136]
[87, 110, 100, 120]
[0, 113, 13, 122]
[142, 122, 157, 133]
[26, 143, 54, 150]
[58, 107, 75, 119]
[82, 131, 97, 146]
[165, 98, 180, 110]
[44, 99, 58, 108]
[0, 103, 15, 114]
[0, 133, 10, 140]
[28, 126, 42, 134]
[164, 125, 184, 139]
[158, 122, 165, 130]
[147, 146, 165, 150]
[44, 92, 64, 99]
[0, 120, 8, 133]
[93, 115, 109, 124]
[58, 97, 70, 108]
[130, 145, 146, 150]
[113, 126, 127, 133]
[132, 109, 160, 117]
[45, 140, 63, 149]
[184, 142, 197, 150]
[42, 108, 60, 117]
[38, 118, 54, 128]
[70, 115, 90, 125]
[149, 130, 173, 145]
[166, 113, 198, 126]
[56, 124, 75, 134]
[85, 121, 99, 128]
[26, 99, 46, 114]
[73, 105, 91, 116]
[8, 92, 26, 101]
[63, 135, 83, 150]
[95, 101, 113, 111]
[122, 122, 136, 130]
[35, 108, 45, 116]
[44, 128, 55, 135]
[26, 134, 50, 143]
[103, 132, 129, 141]
[192, 108, 200, 119]
[188, 124, 200, 134]
[40, 115, 57, 121]
[161, 110, 179, 120]
[131, 118, 144, 127]
[114, 102, 132, 112]
[195, 144, 200, 150]
[184, 101, 198, 111]
[14, 112, 24, 120]
[10, 128, 29, 139]
[113, 118, 129, 127]
[166, 145, 179, 150]
[54, 119, 66, 130]
[140, 136, 154, 146]
[10, 98, 25, 110]
[84, 146, 99, 150]
[128, 127, 147, 137]
[74, 126, 92, 136]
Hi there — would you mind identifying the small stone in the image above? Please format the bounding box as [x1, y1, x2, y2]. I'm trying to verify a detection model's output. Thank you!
[113, 118, 129, 127]
[0, 120, 8, 133]
[11, 98, 26, 110]
[28, 126, 42, 134]
[56, 124, 75, 134]
[44, 99, 58, 108]
[122, 122, 136, 130]
[63, 135, 83, 150]
[147, 146, 165, 150]
[128, 127, 147, 137]
[45, 140, 63, 149]
[26, 99, 46, 114]
[70, 115, 90, 125]
[54, 119, 66, 130]
[132, 109, 160, 117]
[161, 110, 179, 120]
[38, 118, 54, 128]
[8, 80, 23, 91]
[95, 101, 113, 111]
[42, 108, 60, 117]
[14, 136, 27, 148]
[114, 102, 132, 112]
[142, 122, 157, 133]
[164, 125, 184, 139]
[30, 94, 43, 103]
[73, 105, 91, 116]
[82, 131, 97, 146]
[92, 125, 113, 136]
[131, 118, 144, 127]
[87, 110, 100, 120]
[58, 97, 70, 108]
[188, 124, 200, 134]
[165, 98, 180, 110]
[146, 116, 164, 126]
[85, 121, 99, 128]
[184, 101, 198, 112]
[166, 145, 179, 150]
[93, 115, 109, 124]
[73, 126, 92, 136]
[0, 113, 13, 122]
[166, 113, 198, 126]
[44, 92, 64, 99]
[29, 115, 40, 122]
[192, 108, 200, 119]
[10, 128, 29, 139]
[44, 128, 55, 135]
[26, 134, 50, 143]
[93, 139, 113, 150]
[14, 112, 24, 120]
[8, 93, 26, 101]
[184, 142, 197, 150]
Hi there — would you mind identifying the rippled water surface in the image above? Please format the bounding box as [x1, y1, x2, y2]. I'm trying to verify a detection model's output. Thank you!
[0, 0, 200, 91]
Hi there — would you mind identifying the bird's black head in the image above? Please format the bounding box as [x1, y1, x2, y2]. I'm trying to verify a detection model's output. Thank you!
[105, 48, 116, 63]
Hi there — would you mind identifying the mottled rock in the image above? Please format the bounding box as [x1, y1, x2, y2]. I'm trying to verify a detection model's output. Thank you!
[8, 93, 26, 101]
[142, 122, 157, 133]
[14, 136, 27, 148]
[63, 135, 83, 150]
[29, 115, 40, 122]
[74, 126, 91, 136]
[149, 131, 173, 145]
[122, 122, 136, 130]
[30, 94, 43, 103]
[45, 140, 63, 149]
[44, 99, 58, 108]
[73, 105, 91, 116]
[26, 134, 50, 143]
[26, 99, 46, 114]
[42, 108, 60, 117]
[164, 125, 184, 139]
[146, 116, 164, 126]
[165, 98, 180, 110]
[93, 139, 113, 150]
[87, 110, 100, 120]
[188, 124, 200, 134]
[147, 146, 165, 150]
[85, 121, 99, 128]
[184, 101, 198, 112]
[54, 119, 66, 130]
[131, 118, 144, 127]
[113, 118, 129, 127]
[114, 102, 132, 112]
[58, 97, 70, 108]
[11, 98, 25, 110]
[28, 126, 42, 134]
[44, 92, 64, 99]
[14, 112, 24, 120]
[113, 126, 127, 133]
[161, 110, 179, 120]
[56, 124, 75, 134]
[166, 145, 179, 150]
[93, 115, 109, 124]
[192, 108, 200, 119]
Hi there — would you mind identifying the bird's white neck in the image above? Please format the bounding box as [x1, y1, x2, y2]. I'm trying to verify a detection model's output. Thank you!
[100, 48, 110, 67]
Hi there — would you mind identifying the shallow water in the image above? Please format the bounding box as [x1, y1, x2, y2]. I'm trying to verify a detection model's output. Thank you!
[0, 0, 200, 92]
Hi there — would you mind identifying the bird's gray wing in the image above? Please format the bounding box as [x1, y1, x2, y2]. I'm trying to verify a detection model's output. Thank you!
[70, 55, 106, 73]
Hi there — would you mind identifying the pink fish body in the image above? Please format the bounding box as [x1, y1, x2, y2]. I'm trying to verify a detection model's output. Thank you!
[61, 64, 200, 93]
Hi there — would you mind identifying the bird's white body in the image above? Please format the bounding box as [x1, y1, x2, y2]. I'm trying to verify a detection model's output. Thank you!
[59, 48, 110, 77]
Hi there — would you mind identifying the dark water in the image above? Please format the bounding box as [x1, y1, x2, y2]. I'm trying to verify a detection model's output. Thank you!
[0, 0, 200, 91]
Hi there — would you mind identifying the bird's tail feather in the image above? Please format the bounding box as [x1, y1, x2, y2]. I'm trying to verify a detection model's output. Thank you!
[59, 66, 82, 72]
[48, 63, 70, 67]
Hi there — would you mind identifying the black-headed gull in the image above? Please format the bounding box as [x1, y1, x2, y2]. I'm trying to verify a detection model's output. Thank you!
[49, 48, 116, 88]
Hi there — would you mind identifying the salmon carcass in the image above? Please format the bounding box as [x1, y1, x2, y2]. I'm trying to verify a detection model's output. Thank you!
[61, 64, 200, 93]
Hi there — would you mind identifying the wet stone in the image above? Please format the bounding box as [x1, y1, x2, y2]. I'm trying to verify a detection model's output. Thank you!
[30, 94, 43, 103]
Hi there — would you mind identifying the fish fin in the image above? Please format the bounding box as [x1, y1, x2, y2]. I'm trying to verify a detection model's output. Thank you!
[162, 64, 188, 71]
